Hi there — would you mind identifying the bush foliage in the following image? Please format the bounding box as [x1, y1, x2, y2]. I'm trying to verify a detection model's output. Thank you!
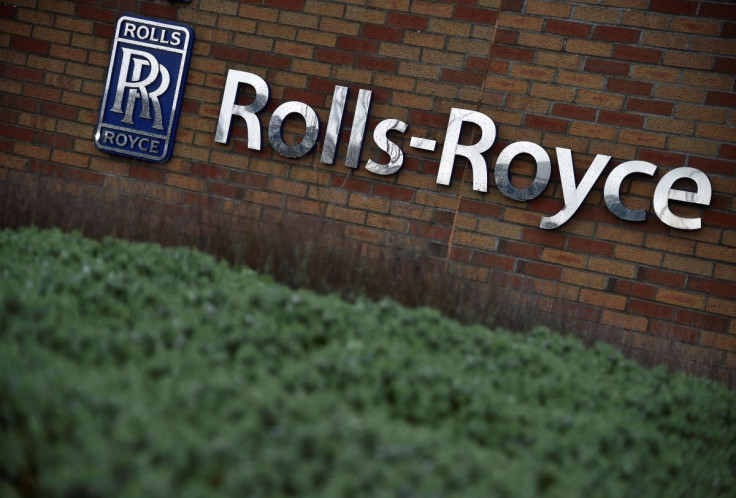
[1, 228, 734, 497]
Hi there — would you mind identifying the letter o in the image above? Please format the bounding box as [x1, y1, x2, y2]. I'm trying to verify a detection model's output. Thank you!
[268, 101, 320, 158]
[494, 141, 551, 201]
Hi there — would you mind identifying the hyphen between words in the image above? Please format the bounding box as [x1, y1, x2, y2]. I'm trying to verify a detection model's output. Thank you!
[215, 70, 712, 231]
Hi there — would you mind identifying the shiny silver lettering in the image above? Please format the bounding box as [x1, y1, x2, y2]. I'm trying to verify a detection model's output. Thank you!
[437, 108, 496, 192]
[321, 85, 348, 165]
[540, 149, 611, 229]
[495, 141, 551, 201]
[215, 70, 269, 150]
[366, 119, 408, 176]
[653, 167, 712, 230]
[345, 89, 372, 169]
[604, 160, 657, 222]
[268, 101, 320, 158]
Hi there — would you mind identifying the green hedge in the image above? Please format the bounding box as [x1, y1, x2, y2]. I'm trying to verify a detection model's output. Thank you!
[1, 227, 734, 497]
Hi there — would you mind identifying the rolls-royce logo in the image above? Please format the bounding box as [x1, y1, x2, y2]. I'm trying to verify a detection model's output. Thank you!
[95, 16, 193, 163]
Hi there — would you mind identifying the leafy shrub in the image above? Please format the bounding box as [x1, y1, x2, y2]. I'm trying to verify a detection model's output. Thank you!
[1, 228, 734, 497]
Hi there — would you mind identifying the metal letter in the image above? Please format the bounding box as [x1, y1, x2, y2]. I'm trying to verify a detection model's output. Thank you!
[111, 47, 169, 130]
[437, 108, 496, 192]
[268, 101, 320, 159]
[494, 141, 551, 201]
[345, 89, 372, 169]
[215, 70, 269, 150]
[365, 119, 408, 176]
[321, 85, 348, 165]
[604, 160, 657, 222]
[653, 167, 712, 230]
[540, 149, 611, 229]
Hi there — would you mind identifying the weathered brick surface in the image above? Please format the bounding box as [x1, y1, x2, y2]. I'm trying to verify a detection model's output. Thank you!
[1, 0, 734, 380]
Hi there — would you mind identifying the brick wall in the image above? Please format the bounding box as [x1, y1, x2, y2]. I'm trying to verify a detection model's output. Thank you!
[1, 0, 734, 382]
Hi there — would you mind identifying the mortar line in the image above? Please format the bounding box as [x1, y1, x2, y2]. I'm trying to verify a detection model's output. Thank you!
[443, 5, 503, 273]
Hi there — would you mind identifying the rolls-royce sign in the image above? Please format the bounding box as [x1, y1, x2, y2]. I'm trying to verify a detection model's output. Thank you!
[215, 70, 712, 231]
[95, 16, 193, 163]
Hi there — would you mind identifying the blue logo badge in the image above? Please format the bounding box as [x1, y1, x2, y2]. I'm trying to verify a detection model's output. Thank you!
[95, 16, 193, 163]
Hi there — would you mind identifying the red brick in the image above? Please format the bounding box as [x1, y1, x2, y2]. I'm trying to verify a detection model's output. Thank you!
[649, 0, 698, 16]
[191, 163, 229, 181]
[551, 103, 596, 121]
[357, 55, 398, 73]
[183, 192, 222, 210]
[332, 175, 371, 193]
[594, 26, 640, 43]
[315, 48, 354, 66]
[546, 20, 591, 38]
[606, 78, 652, 96]
[498, 240, 542, 259]
[568, 237, 614, 257]
[140, 3, 178, 19]
[211, 45, 249, 63]
[459, 199, 502, 218]
[338, 36, 378, 54]
[501, 0, 524, 12]
[409, 222, 450, 242]
[518, 260, 561, 280]
[67, 168, 104, 187]
[284, 88, 325, 107]
[705, 91, 736, 108]
[30, 160, 63, 178]
[363, 24, 402, 42]
[522, 228, 566, 248]
[94, 23, 115, 39]
[441, 68, 484, 87]
[471, 251, 515, 270]
[410, 110, 447, 128]
[0, 123, 34, 142]
[128, 164, 165, 183]
[495, 29, 517, 44]
[714, 57, 736, 74]
[36, 132, 73, 149]
[387, 12, 428, 31]
[207, 182, 242, 199]
[637, 149, 685, 167]
[525, 115, 568, 133]
[374, 183, 413, 202]
[265, 0, 304, 10]
[230, 171, 268, 188]
[650, 321, 699, 344]
[613, 279, 657, 300]
[0, 4, 15, 18]
[251, 52, 290, 70]
[11, 36, 49, 55]
[722, 23, 736, 38]
[719, 145, 736, 160]
[76, 5, 116, 23]
[5, 65, 43, 83]
[637, 268, 686, 288]
[614, 46, 661, 64]
[628, 299, 677, 321]
[688, 277, 736, 298]
[698, 2, 736, 20]
[584, 58, 630, 76]
[626, 98, 674, 115]
[598, 110, 644, 128]
[677, 309, 729, 332]
[491, 45, 535, 63]
[455, 6, 498, 24]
